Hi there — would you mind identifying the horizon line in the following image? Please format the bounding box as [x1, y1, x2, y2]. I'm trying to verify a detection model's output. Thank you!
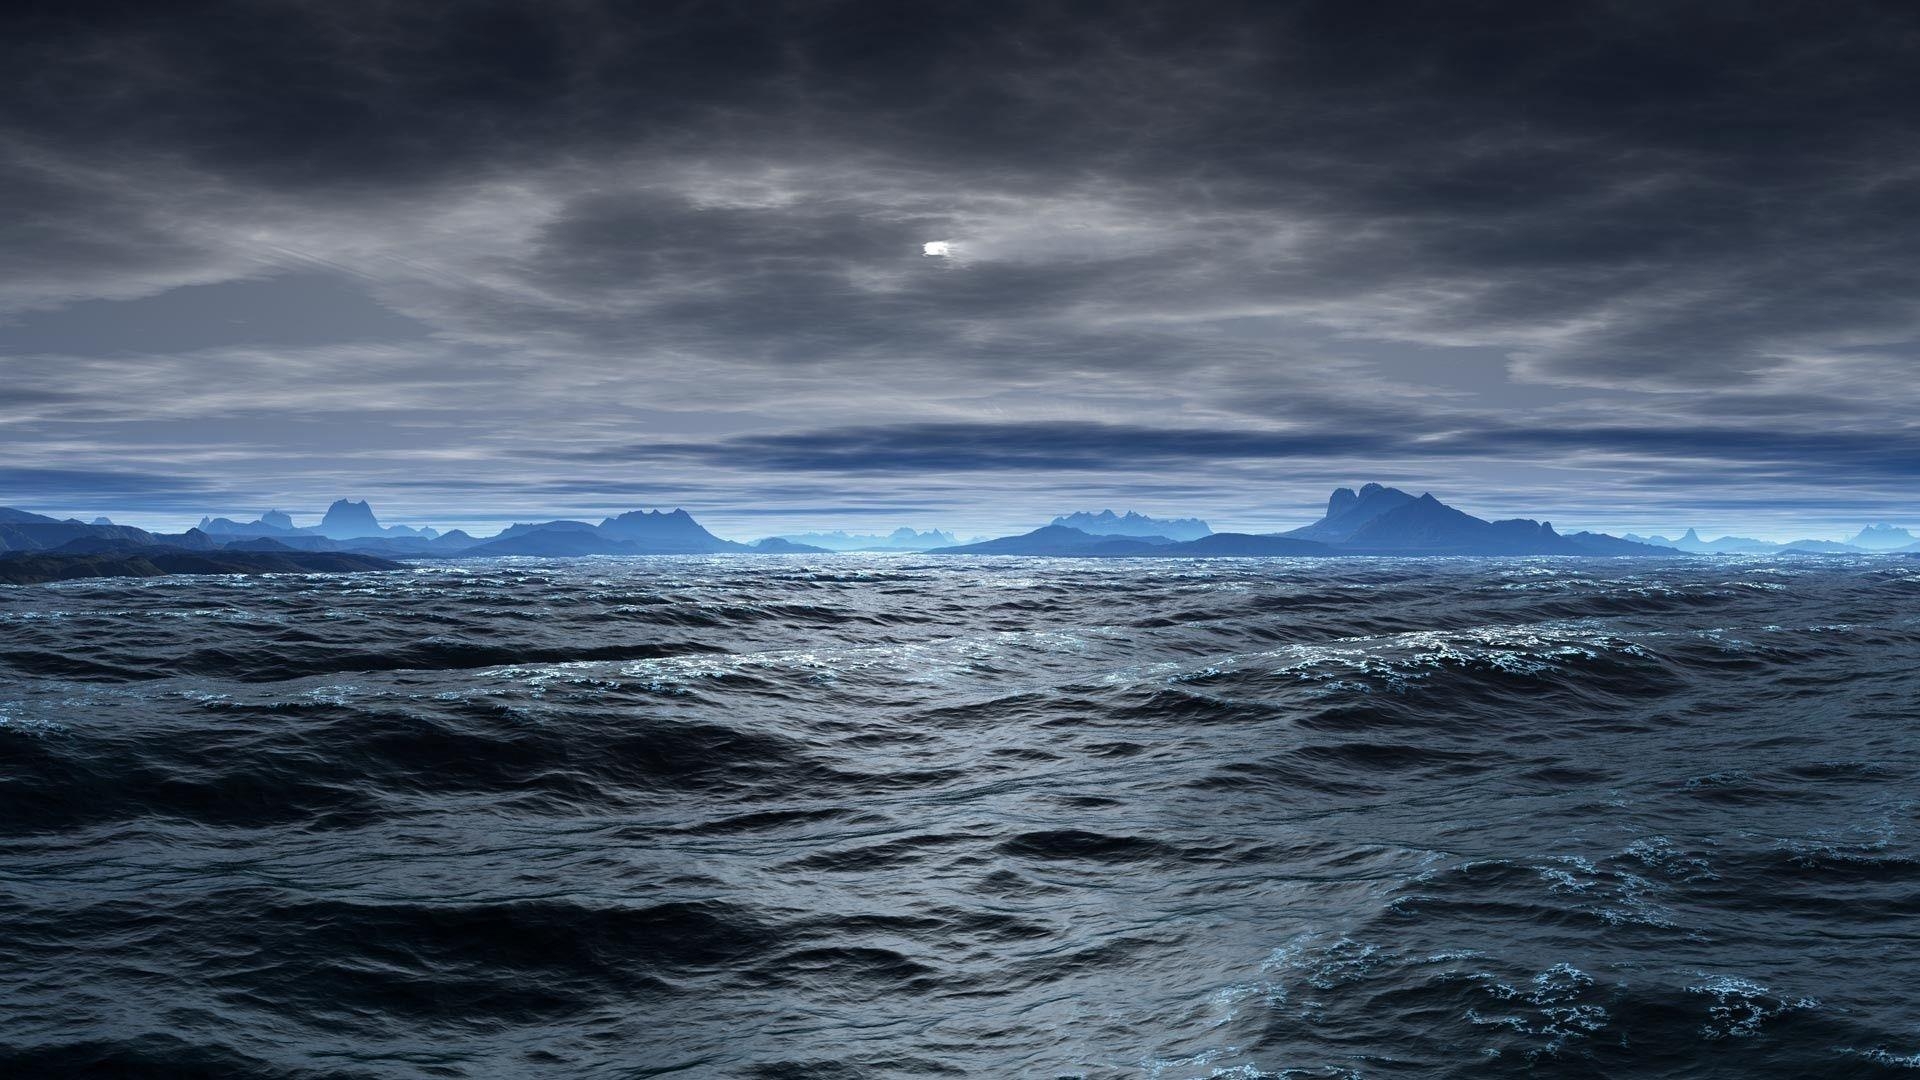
[6, 489, 1912, 548]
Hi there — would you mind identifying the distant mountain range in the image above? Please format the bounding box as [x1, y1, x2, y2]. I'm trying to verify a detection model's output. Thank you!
[4, 486, 1916, 581]
[938, 485, 1776, 558]
[1621, 525, 1918, 555]
[467, 509, 819, 556]
[200, 499, 441, 540]
[0, 500, 829, 576]
[1048, 510, 1212, 542]
[772, 527, 958, 551]
[1851, 524, 1917, 549]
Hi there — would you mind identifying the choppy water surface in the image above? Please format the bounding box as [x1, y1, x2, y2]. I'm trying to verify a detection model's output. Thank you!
[4, 555, 1920, 1078]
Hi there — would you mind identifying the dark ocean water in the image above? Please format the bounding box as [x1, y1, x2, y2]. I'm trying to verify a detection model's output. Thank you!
[3, 555, 1920, 1079]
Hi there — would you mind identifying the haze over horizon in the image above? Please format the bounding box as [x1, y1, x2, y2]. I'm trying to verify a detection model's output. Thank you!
[6, 2, 1920, 538]
[10, 489, 1909, 551]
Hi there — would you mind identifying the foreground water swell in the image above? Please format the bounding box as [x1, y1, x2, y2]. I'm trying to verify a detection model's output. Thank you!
[3, 555, 1919, 1078]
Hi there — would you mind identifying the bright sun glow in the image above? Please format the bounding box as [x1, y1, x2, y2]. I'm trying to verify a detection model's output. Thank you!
[922, 240, 951, 257]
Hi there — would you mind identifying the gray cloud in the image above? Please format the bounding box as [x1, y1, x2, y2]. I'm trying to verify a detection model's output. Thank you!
[5, 1, 1920, 535]
[605, 418, 1920, 491]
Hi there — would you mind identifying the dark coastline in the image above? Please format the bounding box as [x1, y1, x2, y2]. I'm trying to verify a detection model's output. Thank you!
[0, 548, 404, 585]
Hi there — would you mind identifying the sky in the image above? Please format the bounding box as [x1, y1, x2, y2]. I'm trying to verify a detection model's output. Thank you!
[5, 0, 1920, 540]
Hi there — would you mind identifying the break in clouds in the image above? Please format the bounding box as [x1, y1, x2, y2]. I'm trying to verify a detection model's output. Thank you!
[5, 1, 1920, 536]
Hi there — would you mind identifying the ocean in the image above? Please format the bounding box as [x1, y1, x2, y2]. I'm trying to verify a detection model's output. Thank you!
[3, 555, 1918, 1078]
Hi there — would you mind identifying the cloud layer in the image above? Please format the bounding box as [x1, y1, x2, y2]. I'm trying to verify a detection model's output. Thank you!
[5, 1, 1920, 536]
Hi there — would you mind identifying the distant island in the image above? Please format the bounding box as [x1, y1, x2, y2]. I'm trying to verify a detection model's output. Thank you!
[3, 483, 1915, 582]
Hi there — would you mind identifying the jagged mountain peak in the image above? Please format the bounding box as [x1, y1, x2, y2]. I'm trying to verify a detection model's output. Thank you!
[1049, 509, 1211, 541]
[1285, 483, 1419, 543]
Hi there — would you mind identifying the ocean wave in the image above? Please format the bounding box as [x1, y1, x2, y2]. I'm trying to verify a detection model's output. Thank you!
[4, 557, 1919, 1076]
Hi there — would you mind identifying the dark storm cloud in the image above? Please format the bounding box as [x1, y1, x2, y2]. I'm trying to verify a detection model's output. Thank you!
[6, 1, 1920, 528]
[611, 422, 1394, 473]
[7, 3, 1913, 319]
[0, 159, 238, 312]
[5, 0, 766, 188]
[620, 419, 1920, 491]
[0, 167, 197, 280]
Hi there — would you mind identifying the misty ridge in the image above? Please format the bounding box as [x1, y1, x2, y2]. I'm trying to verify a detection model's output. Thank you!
[5, 484, 1916, 584]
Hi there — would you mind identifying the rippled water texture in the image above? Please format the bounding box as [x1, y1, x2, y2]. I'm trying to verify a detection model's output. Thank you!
[4, 556, 1920, 1077]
